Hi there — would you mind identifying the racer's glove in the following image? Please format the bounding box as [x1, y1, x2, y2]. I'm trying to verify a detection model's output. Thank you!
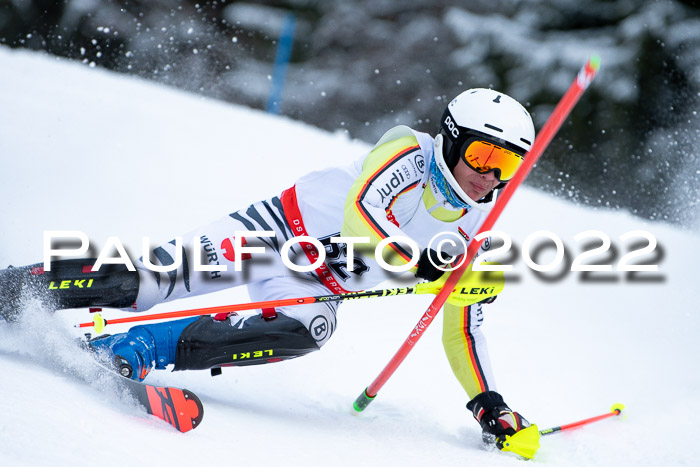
[467, 391, 531, 443]
[416, 250, 503, 306]
[415, 248, 452, 282]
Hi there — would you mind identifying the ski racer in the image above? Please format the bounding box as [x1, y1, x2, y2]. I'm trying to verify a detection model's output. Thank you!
[1, 88, 534, 443]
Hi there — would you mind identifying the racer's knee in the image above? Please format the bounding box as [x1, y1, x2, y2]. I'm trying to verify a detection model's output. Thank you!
[274, 301, 338, 349]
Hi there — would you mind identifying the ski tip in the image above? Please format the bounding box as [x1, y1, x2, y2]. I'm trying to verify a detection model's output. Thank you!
[181, 389, 205, 431]
[589, 55, 601, 71]
[144, 385, 204, 433]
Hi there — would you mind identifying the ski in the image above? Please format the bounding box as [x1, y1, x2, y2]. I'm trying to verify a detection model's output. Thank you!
[70, 339, 206, 432]
[78, 339, 205, 432]
[0, 321, 205, 432]
[75, 333, 205, 432]
[114, 373, 204, 433]
[1, 269, 204, 432]
[77, 328, 206, 432]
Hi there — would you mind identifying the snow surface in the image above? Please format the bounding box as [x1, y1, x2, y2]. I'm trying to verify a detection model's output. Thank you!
[1, 46, 698, 467]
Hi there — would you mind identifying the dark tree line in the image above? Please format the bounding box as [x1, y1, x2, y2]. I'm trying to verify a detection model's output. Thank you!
[1, 0, 698, 227]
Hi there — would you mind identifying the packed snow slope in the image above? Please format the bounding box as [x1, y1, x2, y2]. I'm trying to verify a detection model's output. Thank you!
[0, 46, 698, 467]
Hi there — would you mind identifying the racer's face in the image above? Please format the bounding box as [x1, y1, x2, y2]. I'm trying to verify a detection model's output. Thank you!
[452, 158, 500, 201]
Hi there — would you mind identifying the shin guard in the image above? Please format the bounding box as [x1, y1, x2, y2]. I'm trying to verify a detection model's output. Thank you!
[174, 314, 319, 371]
[0, 259, 138, 321]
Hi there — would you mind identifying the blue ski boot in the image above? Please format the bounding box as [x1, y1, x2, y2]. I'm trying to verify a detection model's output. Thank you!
[89, 317, 198, 381]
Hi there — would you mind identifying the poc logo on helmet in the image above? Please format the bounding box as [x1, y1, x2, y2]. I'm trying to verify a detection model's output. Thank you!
[444, 115, 460, 139]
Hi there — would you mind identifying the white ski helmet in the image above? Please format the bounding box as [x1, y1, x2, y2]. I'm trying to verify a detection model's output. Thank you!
[434, 88, 535, 208]
[440, 88, 535, 168]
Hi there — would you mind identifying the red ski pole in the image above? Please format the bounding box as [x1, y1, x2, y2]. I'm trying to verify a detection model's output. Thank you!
[76, 287, 419, 333]
[353, 56, 601, 412]
[75, 273, 499, 333]
[540, 403, 625, 436]
[487, 403, 624, 459]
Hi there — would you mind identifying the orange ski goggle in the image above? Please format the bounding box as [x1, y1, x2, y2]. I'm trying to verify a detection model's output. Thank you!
[461, 138, 525, 182]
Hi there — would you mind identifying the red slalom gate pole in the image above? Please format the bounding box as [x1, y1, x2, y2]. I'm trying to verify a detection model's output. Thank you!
[353, 56, 601, 412]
